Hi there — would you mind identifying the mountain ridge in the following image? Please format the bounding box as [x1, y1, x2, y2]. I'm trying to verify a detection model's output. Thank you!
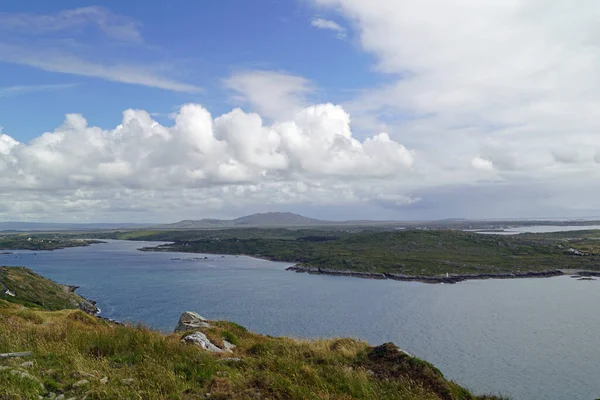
[160, 212, 332, 229]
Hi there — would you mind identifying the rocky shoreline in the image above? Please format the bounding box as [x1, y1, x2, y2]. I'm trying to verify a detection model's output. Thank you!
[285, 265, 565, 284]
[61, 284, 100, 315]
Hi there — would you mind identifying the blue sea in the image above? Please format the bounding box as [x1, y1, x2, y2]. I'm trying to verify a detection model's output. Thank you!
[2, 239, 599, 400]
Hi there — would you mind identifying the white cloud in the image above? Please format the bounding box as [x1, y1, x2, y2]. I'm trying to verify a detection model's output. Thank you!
[225, 70, 313, 120]
[311, 17, 347, 39]
[471, 157, 494, 171]
[0, 43, 202, 93]
[0, 6, 142, 43]
[0, 104, 415, 220]
[0, 83, 79, 98]
[0, 7, 199, 92]
[309, 0, 600, 209]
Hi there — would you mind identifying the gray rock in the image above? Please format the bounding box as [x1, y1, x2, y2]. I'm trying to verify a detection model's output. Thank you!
[222, 339, 236, 352]
[74, 370, 95, 379]
[122, 378, 135, 385]
[174, 311, 212, 332]
[0, 365, 10, 371]
[181, 332, 223, 353]
[20, 361, 34, 368]
[72, 379, 89, 388]
[10, 369, 44, 390]
[217, 357, 242, 363]
[55, 395, 65, 400]
[45, 393, 56, 399]
[99, 376, 108, 385]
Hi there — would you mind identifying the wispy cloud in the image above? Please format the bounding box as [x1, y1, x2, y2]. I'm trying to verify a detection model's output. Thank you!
[0, 7, 200, 92]
[311, 17, 346, 39]
[224, 70, 314, 120]
[0, 6, 142, 43]
[0, 83, 79, 98]
[0, 43, 202, 93]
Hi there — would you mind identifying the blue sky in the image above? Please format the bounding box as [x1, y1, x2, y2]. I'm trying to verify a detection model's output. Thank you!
[0, 0, 381, 141]
[1, 1, 600, 222]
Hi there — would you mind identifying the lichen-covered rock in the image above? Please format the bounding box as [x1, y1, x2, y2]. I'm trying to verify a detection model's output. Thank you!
[174, 311, 213, 332]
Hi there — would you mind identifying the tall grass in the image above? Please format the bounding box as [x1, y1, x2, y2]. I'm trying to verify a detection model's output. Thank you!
[0, 301, 507, 399]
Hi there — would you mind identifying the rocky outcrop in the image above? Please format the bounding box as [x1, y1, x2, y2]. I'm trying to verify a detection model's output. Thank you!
[175, 312, 236, 354]
[60, 284, 99, 315]
[286, 265, 564, 284]
[181, 332, 224, 353]
[174, 311, 213, 332]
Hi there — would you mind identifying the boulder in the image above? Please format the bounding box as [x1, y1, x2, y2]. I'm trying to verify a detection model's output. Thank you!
[72, 379, 89, 389]
[181, 332, 223, 353]
[223, 339, 236, 352]
[174, 311, 212, 332]
[10, 370, 45, 390]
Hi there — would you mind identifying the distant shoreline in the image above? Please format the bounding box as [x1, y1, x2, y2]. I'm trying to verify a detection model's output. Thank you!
[137, 244, 600, 284]
[285, 265, 571, 284]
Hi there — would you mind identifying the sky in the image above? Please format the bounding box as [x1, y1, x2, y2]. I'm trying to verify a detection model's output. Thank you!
[1, 0, 600, 222]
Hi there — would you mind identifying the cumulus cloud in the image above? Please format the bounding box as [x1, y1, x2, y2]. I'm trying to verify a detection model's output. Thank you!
[224, 70, 313, 120]
[311, 17, 347, 39]
[0, 104, 415, 219]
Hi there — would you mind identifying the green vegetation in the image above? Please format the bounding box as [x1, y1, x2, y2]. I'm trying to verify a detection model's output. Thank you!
[0, 234, 100, 251]
[0, 266, 96, 312]
[104, 228, 600, 277]
[0, 269, 506, 400]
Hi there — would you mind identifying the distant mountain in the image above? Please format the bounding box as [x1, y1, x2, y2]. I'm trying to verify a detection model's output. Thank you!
[161, 212, 332, 229]
[0, 222, 151, 232]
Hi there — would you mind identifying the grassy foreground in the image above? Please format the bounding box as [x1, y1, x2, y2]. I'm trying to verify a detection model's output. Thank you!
[0, 267, 505, 400]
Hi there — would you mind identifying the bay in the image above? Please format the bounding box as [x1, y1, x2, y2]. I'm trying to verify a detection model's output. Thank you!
[1, 239, 599, 400]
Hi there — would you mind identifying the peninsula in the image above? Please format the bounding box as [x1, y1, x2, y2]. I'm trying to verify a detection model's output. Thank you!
[87, 226, 600, 284]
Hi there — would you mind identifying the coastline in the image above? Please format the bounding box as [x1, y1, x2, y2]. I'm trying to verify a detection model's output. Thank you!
[60, 284, 100, 315]
[138, 242, 599, 284]
[286, 265, 567, 284]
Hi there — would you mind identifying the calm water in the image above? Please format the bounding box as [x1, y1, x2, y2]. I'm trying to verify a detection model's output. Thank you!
[2, 240, 599, 400]
[473, 224, 600, 235]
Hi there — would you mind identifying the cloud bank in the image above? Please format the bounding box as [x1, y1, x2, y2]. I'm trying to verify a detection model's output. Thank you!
[307, 0, 600, 214]
[0, 104, 414, 220]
